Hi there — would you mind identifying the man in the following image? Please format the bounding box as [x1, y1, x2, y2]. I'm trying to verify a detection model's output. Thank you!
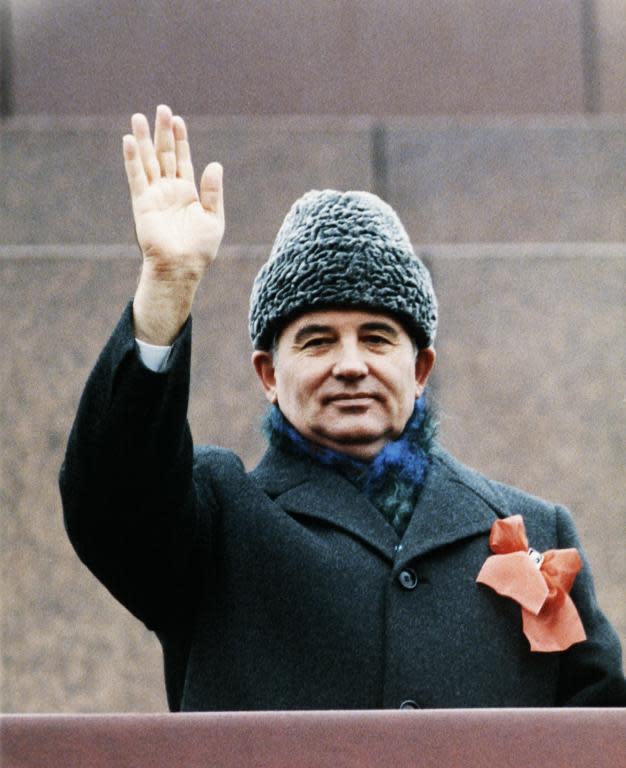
[60, 105, 625, 710]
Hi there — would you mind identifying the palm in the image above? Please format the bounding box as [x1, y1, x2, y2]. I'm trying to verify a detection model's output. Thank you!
[133, 177, 222, 270]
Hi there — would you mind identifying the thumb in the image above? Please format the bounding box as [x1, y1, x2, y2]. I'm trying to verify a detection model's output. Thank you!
[200, 162, 224, 218]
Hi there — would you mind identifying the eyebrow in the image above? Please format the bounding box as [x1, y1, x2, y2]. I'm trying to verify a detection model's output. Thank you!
[293, 324, 335, 344]
[293, 321, 400, 345]
[359, 322, 400, 337]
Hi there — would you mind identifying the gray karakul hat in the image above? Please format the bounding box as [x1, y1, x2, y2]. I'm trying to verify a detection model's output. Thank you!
[249, 189, 437, 350]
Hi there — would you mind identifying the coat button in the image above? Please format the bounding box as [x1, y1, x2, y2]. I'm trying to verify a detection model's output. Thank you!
[400, 699, 420, 709]
[398, 568, 418, 590]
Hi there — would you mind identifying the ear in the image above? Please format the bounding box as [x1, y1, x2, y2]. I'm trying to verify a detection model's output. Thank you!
[414, 347, 436, 398]
[252, 350, 279, 404]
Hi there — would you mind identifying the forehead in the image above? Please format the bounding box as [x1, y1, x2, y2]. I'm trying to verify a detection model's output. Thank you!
[281, 308, 409, 338]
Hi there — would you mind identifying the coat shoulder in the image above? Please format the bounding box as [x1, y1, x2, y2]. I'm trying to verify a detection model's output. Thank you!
[191, 445, 248, 502]
[432, 445, 561, 545]
[193, 444, 246, 471]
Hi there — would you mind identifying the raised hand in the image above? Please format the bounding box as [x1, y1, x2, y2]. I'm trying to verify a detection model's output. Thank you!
[124, 105, 225, 344]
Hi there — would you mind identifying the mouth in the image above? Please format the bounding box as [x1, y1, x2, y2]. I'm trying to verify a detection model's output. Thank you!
[325, 393, 379, 405]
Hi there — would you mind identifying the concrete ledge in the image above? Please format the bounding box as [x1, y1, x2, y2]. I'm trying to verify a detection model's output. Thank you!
[3, 241, 625, 260]
[2, 710, 625, 768]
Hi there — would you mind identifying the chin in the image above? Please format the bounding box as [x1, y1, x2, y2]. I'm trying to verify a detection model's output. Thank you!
[330, 440, 384, 461]
[314, 424, 389, 456]
[336, 415, 393, 439]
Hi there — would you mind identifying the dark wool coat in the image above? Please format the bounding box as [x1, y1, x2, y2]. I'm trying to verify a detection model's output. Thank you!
[60, 305, 626, 710]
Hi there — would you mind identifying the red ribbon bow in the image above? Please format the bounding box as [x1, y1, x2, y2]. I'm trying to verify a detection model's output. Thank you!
[476, 515, 586, 652]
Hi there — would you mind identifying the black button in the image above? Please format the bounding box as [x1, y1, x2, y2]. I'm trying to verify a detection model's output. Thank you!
[400, 699, 419, 709]
[398, 568, 418, 590]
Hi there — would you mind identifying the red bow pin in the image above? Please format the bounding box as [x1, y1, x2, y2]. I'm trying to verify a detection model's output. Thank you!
[476, 515, 586, 652]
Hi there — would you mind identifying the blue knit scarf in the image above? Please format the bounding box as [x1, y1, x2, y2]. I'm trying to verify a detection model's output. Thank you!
[263, 395, 437, 536]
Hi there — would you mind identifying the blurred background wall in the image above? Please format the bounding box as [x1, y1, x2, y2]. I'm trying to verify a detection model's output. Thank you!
[1, 0, 624, 712]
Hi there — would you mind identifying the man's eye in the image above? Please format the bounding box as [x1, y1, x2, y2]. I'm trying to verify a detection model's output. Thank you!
[302, 337, 332, 349]
[364, 335, 389, 345]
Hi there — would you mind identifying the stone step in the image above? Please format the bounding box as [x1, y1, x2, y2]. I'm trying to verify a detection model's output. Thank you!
[9, 1, 626, 115]
[0, 115, 374, 247]
[2, 243, 623, 712]
[2, 116, 625, 247]
[10, 0, 590, 115]
[385, 116, 626, 243]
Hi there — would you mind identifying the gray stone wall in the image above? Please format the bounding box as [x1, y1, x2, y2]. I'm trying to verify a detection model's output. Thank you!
[3, 116, 626, 247]
[4, 0, 626, 116]
[7, 1, 582, 115]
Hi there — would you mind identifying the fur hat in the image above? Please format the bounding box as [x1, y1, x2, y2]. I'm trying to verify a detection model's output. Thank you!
[249, 189, 437, 350]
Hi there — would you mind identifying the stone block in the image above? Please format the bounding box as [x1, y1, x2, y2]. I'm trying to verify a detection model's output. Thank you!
[12, 0, 584, 115]
[0, 116, 373, 246]
[385, 117, 626, 242]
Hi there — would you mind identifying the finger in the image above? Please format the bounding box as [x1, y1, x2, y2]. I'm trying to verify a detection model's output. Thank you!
[172, 115, 194, 183]
[131, 112, 160, 184]
[200, 162, 224, 218]
[123, 135, 149, 197]
[153, 104, 177, 179]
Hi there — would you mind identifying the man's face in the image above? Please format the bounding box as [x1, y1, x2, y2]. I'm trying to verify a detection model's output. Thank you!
[252, 309, 435, 460]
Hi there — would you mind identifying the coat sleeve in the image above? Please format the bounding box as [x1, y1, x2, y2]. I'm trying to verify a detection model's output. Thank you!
[554, 504, 626, 705]
[59, 302, 216, 631]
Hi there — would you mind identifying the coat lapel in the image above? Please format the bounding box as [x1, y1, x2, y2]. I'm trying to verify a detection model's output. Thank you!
[249, 446, 398, 560]
[250, 445, 511, 567]
[396, 447, 509, 566]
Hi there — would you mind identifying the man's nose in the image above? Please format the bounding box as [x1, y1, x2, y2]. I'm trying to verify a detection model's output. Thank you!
[332, 343, 368, 378]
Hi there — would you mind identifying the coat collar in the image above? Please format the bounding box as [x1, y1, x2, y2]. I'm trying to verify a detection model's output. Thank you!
[394, 446, 507, 568]
[250, 445, 398, 558]
[249, 444, 510, 565]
